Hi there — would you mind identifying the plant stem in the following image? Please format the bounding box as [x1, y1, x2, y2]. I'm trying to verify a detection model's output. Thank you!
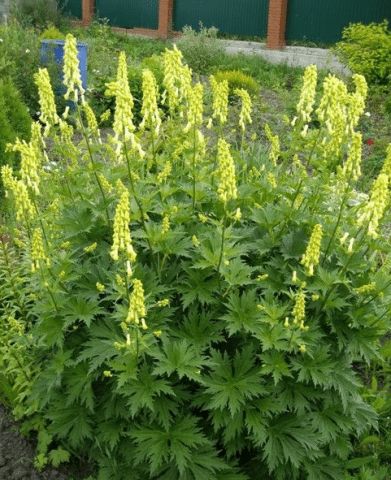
[216, 206, 227, 292]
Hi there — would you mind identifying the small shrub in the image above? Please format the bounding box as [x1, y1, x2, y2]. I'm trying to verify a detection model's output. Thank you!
[10, 0, 68, 30]
[176, 22, 225, 74]
[335, 20, 391, 87]
[213, 69, 259, 97]
[39, 24, 66, 41]
[0, 79, 31, 195]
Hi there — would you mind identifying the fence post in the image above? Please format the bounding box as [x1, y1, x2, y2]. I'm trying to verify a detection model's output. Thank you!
[158, 0, 174, 39]
[266, 0, 288, 49]
[82, 0, 95, 26]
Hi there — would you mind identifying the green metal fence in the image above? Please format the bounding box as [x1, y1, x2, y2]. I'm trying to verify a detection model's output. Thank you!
[95, 0, 158, 29]
[286, 0, 391, 44]
[59, 0, 82, 20]
[173, 0, 268, 37]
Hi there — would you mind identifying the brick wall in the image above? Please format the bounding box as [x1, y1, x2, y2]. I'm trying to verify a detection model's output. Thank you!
[78, 0, 288, 48]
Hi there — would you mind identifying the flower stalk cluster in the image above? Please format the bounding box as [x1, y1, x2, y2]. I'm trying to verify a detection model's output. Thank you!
[301, 224, 323, 276]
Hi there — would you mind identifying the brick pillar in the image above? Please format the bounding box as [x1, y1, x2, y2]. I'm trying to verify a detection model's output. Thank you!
[158, 0, 174, 39]
[266, 0, 288, 50]
[82, 0, 95, 26]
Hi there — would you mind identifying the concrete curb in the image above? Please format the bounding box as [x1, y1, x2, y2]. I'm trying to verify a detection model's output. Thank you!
[219, 40, 351, 77]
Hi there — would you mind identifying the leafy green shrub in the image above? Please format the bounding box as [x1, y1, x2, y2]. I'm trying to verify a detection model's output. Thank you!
[0, 79, 31, 195]
[10, 0, 68, 30]
[335, 20, 391, 87]
[2, 41, 391, 480]
[39, 24, 66, 40]
[213, 70, 259, 97]
[176, 22, 225, 74]
[0, 20, 41, 115]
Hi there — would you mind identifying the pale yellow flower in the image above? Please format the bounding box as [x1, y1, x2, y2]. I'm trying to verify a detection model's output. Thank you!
[210, 75, 229, 125]
[63, 33, 85, 102]
[234, 88, 252, 131]
[217, 139, 237, 203]
[296, 65, 317, 123]
[301, 224, 323, 276]
[34, 68, 60, 135]
[111, 188, 137, 262]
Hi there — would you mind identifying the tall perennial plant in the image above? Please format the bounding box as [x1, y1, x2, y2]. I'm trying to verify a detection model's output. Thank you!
[1, 34, 391, 480]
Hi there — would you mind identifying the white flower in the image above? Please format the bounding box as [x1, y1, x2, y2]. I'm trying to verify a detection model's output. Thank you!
[364, 112, 371, 117]
[0, 39, 3, 43]
[25, 49, 30, 53]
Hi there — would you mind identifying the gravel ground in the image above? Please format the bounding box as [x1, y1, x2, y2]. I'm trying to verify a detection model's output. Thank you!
[0, 404, 91, 480]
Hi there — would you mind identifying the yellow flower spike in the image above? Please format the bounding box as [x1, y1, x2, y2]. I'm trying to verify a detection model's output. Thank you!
[301, 224, 323, 276]
[63, 33, 85, 102]
[210, 75, 229, 125]
[348, 238, 355, 253]
[217, 138, 237, 203]
[83, 102, 99, 138]
[340, 232, 349, 245]
[311, 294, 319, 301]
[157, 161, 172, 183]
[156, 299, 169, 307]
[342, 132, 362, 182]
[105, 52, 144, 162]
[8, 138, 41, 195]
[357, 173, 389, 240]
[380, 144, 391, 179]
[103, 371, 113, 377]
[84, 242, 97, 253]
[126, 278, 147, 327]
[267, 172, 277, 189]
[192, 235, 200, 247]
[198, 213, 208, 223]
[31, 228, 46, 273]
[34, 68, 60, 136]
[354, 283, 376, 295]
[296, 65, 317, 123]
[284, 317, 290, 327]
[184, 82, 204, 133]
[292, 271, 297, 283]
[292, 290, 306, 325]
[1, 166, 35, 223]
[257, 274, 268, 281]
[110, 188, 137, 263]
[161, 214, 170, 235]
[264, 124, 280, 166]
[98, 173, 113, 194]
[233, 208, 242, 221]
[234, 88, 252, 132]
[162, 45, 191, 115]
[347, 74, 368, 133]
[140, 68, 161, 137]
[316, 75, 349, 160]
[299, 345, 307, 353]
[96, 282, 105, 292]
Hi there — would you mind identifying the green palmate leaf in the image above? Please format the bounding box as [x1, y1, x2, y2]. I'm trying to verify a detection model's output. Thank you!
[47, 403, 94, 448]
[152, 338, 208, 381]
[117, 364, 174, 417]
[171, 307, 224, 351]
[95, 420, 123, 451]
[290, 346, 334, 388]
[148, 394, 180, 430]
[63, 295, 105, 328]
[263, 415, 320, 471]
[222, 289, 261, 335]
[177, 266, 219, 308]
[76, 321, 123, 372]
[244, 407, 269, 446]
[305, 456, 343, 480]
[63, 362, 95, 412]
[48, 446, 71, 467]
[260, 350, 292, 385]
[280, 229, 307, 260]
[35, 314, 65, 348]
[130, 416, 211, 475]
[203, 347, 266, 416]
[220, 257, 255, 287]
